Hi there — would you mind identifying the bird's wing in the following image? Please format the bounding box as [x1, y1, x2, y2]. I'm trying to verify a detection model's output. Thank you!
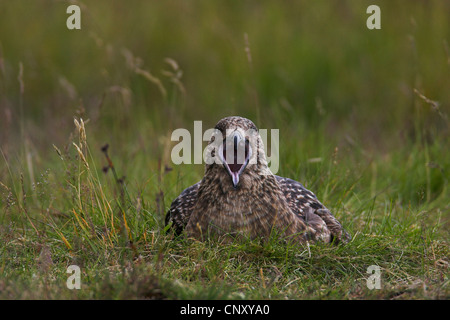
[275, 175, 351, 243]
[165, 181, 200, 235]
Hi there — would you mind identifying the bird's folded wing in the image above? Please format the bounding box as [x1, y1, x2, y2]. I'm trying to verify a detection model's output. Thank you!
[276, 175, 351, 244]
[165, 181, 200, 235]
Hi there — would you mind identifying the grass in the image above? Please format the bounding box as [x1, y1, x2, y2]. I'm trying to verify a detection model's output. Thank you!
[0, 1, 449, 300]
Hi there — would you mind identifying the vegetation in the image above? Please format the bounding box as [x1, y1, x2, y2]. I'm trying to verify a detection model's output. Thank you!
[0, 1, 448, 299]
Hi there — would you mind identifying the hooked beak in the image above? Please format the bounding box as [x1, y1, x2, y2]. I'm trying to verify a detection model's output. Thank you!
[218, 131, 252, 188]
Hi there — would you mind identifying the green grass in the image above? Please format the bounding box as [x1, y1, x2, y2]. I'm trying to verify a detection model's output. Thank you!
[0, 1, 449, 299]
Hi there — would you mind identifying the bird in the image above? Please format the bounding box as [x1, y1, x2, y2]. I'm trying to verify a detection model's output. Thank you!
[165, 116, 351, 244]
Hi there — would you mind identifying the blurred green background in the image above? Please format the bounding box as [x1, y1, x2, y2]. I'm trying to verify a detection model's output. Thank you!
[0, 0, 448, 207]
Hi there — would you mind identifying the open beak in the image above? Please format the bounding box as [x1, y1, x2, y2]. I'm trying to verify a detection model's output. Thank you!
[218, 131, 252, 188]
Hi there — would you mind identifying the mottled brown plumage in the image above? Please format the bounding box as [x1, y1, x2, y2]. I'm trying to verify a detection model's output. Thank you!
[165, 116, 350, 244]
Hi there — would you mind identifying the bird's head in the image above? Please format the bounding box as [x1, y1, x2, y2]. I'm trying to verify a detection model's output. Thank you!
[204, 116, 269, 189]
